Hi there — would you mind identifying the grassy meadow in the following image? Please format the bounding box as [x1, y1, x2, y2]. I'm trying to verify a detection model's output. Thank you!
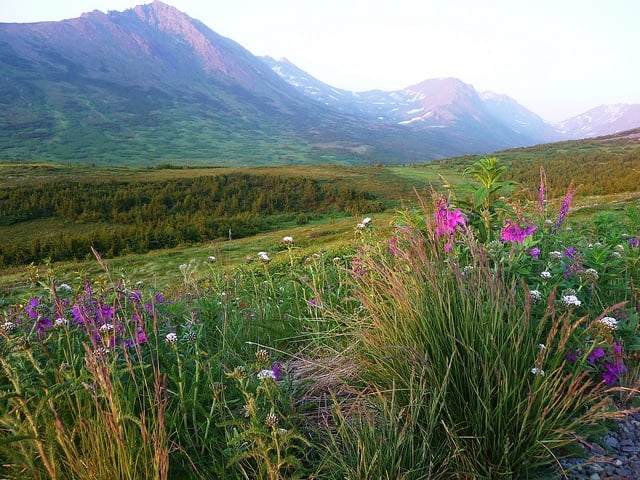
[1, 149, 640, 479]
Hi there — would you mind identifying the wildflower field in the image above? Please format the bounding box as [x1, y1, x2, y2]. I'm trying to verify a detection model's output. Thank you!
[1, 158, 639, 479]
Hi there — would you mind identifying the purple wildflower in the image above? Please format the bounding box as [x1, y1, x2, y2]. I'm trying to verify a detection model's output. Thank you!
[538, 166, 547, 213]
[389, 237, 399, 256]
[564, 247, 577, 258]
[155, 292, 165, 303]
[554, 181, 575, 233]
[630, 237, 640, 249]
[566, 350, 577, 362]
[434, 200, 466, 252]
[25, 298, 40, 319]
[36, 317, 52, 335]
[528, 247, 541, 258]
[588, 347, 606, 363]
[500, 221, 537, 244]
[602, 361, 627, 385]
[137, 327, 148, 344]
[130, 290, 142, 303]
[272, 361, 281, 381]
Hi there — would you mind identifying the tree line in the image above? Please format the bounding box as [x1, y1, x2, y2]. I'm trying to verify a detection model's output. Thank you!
[0, 173, 384, 267]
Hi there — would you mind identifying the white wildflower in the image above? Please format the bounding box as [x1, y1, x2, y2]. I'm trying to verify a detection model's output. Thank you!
[529, 290, 542, 302]
[540, 271, 552, 279]
[531, 367, 545, 376]
[99, 323, 114, 334]
[549, 251, 563, 259]
[257, 369, 276, 381]
[1, 321, 16, 333]
[561, 295, 582, 307]
[611, 252, 622, 258]
[258, 252, 271, 263]
[599, 316, 618, 330]
[282, 236, 294, 245]
[207, 255, 217, 263]
[165, 332, 178, 345]
[59, 283, 72, 292]
[54, 317, 68, 328]
[615, 244, 625, 252]
[539, 344, 546, 351]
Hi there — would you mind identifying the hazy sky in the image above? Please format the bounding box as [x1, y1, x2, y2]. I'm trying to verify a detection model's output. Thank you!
[2, 0, 639, 123]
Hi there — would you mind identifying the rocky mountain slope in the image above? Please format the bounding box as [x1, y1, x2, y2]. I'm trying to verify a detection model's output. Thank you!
[1, 1, 638, 165]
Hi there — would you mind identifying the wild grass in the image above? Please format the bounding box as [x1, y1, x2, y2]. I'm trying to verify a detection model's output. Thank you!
[0, 158, 639, 479]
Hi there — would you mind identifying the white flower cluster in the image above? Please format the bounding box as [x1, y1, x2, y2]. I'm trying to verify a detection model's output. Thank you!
[540, 271, 552, 279]
[165, 332, 178, 345]
[529, 290, 542, 302]
[598, 316, 618, 330]
[258, 251, 271, 263]
[531, 367, 545, 376]
[99, 323, 114, 334]
[257, 369, 277, 381]
[1, 321, 16, 333]
[549, 251, 563, 259]
[561, 295, 582, 307]
[356, 217, 372, 229]
[54, 317, 68, 328]
[282, 236, 294, 245]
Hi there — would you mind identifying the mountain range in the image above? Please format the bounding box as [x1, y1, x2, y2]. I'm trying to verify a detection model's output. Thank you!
[1, 1, 639, 165]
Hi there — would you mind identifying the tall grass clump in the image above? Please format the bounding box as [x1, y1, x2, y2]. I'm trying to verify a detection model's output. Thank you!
[328, 169, 636, 478]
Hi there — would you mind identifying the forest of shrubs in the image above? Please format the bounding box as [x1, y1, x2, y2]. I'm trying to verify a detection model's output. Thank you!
[0, 173, 384, 267]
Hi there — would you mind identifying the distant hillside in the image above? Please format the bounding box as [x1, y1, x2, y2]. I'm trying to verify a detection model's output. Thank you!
[439, 127, 640, 198]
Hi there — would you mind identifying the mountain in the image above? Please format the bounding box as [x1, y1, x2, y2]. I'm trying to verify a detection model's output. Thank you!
[1, 2, 636, 166]
[263, 57, 562, 147]
[556, 104, 640, 139]
[0, 1, 517, 166]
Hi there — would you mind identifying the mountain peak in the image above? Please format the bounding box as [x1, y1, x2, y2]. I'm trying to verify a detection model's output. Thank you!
[125, 1, 232, 73]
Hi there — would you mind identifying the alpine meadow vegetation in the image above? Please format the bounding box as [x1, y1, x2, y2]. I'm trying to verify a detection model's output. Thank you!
[1, 158, 639, 479]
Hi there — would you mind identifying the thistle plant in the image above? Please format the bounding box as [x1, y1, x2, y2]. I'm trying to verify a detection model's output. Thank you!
[220, 351, 311, 480]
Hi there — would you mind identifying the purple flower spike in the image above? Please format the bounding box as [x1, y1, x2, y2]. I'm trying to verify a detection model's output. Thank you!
[272, 361, 281, 381]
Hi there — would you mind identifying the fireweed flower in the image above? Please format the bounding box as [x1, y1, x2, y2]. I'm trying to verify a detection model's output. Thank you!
[538, 166, 547, 213]
[553, 181, 575, 233]
[500, 221, 536, 244]
[434, 200, 467, 251]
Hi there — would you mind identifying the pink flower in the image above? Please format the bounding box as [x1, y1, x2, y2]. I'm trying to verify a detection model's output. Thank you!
[500, 221, 537, 243]
[434, 201, 466, 252]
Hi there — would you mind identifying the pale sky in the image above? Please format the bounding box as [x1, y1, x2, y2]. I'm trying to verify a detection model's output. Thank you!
[1, 0, 639, 123]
